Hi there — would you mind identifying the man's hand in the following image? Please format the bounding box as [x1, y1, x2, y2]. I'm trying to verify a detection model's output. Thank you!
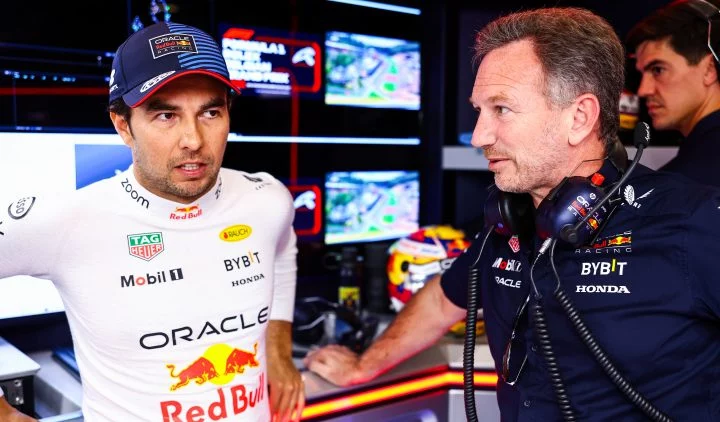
[303, 345, 365, 387]
[8, 411, 37, 422]
[0, 398, 37, 422]
[267, 320, 304, 422]
[305, 277, 467, 389]
[267, 353, 304, 422]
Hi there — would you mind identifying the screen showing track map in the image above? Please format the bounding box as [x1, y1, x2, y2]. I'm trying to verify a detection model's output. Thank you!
[325, 170, 419, 244]
[325, 31, 420, 110]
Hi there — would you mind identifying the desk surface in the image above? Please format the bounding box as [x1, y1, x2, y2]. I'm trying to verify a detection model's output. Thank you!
[301, 334, 494, 399]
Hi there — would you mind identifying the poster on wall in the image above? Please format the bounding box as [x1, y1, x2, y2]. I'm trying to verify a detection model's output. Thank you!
[219, 24, 322, 97]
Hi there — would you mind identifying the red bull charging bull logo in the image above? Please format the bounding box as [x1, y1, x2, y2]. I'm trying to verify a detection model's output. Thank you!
[166, 343, 259, 391]
[162, 343, 265, 421]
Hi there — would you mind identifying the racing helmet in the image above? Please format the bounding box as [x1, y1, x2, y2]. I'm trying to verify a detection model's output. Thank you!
[387, 225, 484, 336]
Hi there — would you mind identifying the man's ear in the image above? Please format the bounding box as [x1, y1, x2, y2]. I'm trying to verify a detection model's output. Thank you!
[109, 112, 134, 148]
[702, 54, 719, 86]
[567, 93, 600, 147]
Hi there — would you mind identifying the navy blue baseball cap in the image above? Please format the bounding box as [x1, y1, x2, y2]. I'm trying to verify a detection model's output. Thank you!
[108, 22, 239, 108]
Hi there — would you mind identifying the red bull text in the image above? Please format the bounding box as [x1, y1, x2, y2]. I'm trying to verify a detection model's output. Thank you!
[161, 372, 266, 421]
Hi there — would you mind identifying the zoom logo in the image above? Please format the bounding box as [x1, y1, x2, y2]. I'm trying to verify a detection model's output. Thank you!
[121, 178, 150, 209]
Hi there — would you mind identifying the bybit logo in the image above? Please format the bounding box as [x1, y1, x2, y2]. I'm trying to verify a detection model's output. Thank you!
[224, 251, 261, 272]
[580, 259, 627, 276]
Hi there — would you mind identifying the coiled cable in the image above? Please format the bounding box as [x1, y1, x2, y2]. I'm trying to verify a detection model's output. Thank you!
[464, 227, 494, 422]
[548, 241, 672, 422]
[530, 240, 577, 421]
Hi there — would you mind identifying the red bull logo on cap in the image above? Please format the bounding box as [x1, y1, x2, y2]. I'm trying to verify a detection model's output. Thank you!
[166, 342, 259, 392]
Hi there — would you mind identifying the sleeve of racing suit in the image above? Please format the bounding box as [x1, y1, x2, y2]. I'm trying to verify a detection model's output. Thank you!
[439, 232, 487, 310]
[0, 194, 63, 280]
[687, 191, 720, 320]
[270, 185, 298, 322]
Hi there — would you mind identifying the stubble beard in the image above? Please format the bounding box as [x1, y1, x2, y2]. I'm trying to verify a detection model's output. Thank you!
[492, 124, 565, 194]
[133, 147, 218, 202]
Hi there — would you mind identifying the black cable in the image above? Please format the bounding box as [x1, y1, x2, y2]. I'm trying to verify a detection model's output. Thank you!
[530, 240, 577, 421]
[548, 242, 673, 422]
[464, 226, 494, 422]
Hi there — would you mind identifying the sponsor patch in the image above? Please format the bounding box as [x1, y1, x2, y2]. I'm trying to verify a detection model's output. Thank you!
[624, 185, 653, 209]
[219, 225, 252, 242]
[149, 33, 197, 59]
[576, 285, 630, 294]
[575, 231, 632, 254]
[140, 71, 176, 93]
[8, 197, 36, 220]
[508, 235, 520, 253]
[170, 205, 202, 220]
[215, 177, 223, 200]
[580, 259, 627, 276]
[491, 257, 522, 272]
[121, 268, 183, 288]
[128, 232, 165, 261]
[495, 276, 521, 288]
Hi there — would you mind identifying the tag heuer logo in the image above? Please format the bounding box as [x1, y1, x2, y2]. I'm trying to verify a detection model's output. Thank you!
[128, 232, 164, 261]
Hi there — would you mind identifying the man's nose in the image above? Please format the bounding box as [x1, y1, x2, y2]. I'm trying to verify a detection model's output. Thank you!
[470, 113, 496, 149]
[636, 74, 654, 98]
[179, 120, 203, 151]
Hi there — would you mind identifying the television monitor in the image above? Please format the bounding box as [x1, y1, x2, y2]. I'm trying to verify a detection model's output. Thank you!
[324, 170, 419, 245]
[325, 31, 420, 110]
[0, 132, 131, 320]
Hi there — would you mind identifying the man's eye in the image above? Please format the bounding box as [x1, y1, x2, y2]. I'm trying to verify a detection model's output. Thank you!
[650, 66, 665, 77]
[496, 106, 510, 115]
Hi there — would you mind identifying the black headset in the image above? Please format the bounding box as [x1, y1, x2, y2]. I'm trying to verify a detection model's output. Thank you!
[482, 123, 650, 247]
[685, 0, 720, 63]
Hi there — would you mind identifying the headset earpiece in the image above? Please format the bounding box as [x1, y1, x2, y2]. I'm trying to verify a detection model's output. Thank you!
[484, 185, 534, 238]
[483, 142, 628, 246]
[608, 139, 629, 173]
[535, 175, 610, 245]
[685, 0, 720, 64]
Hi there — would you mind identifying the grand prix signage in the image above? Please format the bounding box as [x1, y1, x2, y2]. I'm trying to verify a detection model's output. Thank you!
[220, 25, 321, 97]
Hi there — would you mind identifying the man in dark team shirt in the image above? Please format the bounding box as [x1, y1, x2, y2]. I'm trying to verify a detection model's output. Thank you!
[306, 7, 720, 421]
[628, 0, 720, 187]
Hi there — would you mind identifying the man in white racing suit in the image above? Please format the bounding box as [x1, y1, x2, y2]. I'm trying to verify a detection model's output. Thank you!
[0, 22, 304, 422]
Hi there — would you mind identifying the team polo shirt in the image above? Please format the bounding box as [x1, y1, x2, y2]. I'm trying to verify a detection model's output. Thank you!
[0, 167, 297, 421]
[442, 164, 720, 421]
[662, 108, 720, 188]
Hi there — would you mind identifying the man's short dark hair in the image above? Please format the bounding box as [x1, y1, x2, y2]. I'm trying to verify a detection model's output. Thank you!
[474, 7, 625, 149]
[627, 0, 720, 68]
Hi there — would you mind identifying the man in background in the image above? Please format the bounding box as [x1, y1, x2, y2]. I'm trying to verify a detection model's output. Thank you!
[628, 0, 720, 186]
